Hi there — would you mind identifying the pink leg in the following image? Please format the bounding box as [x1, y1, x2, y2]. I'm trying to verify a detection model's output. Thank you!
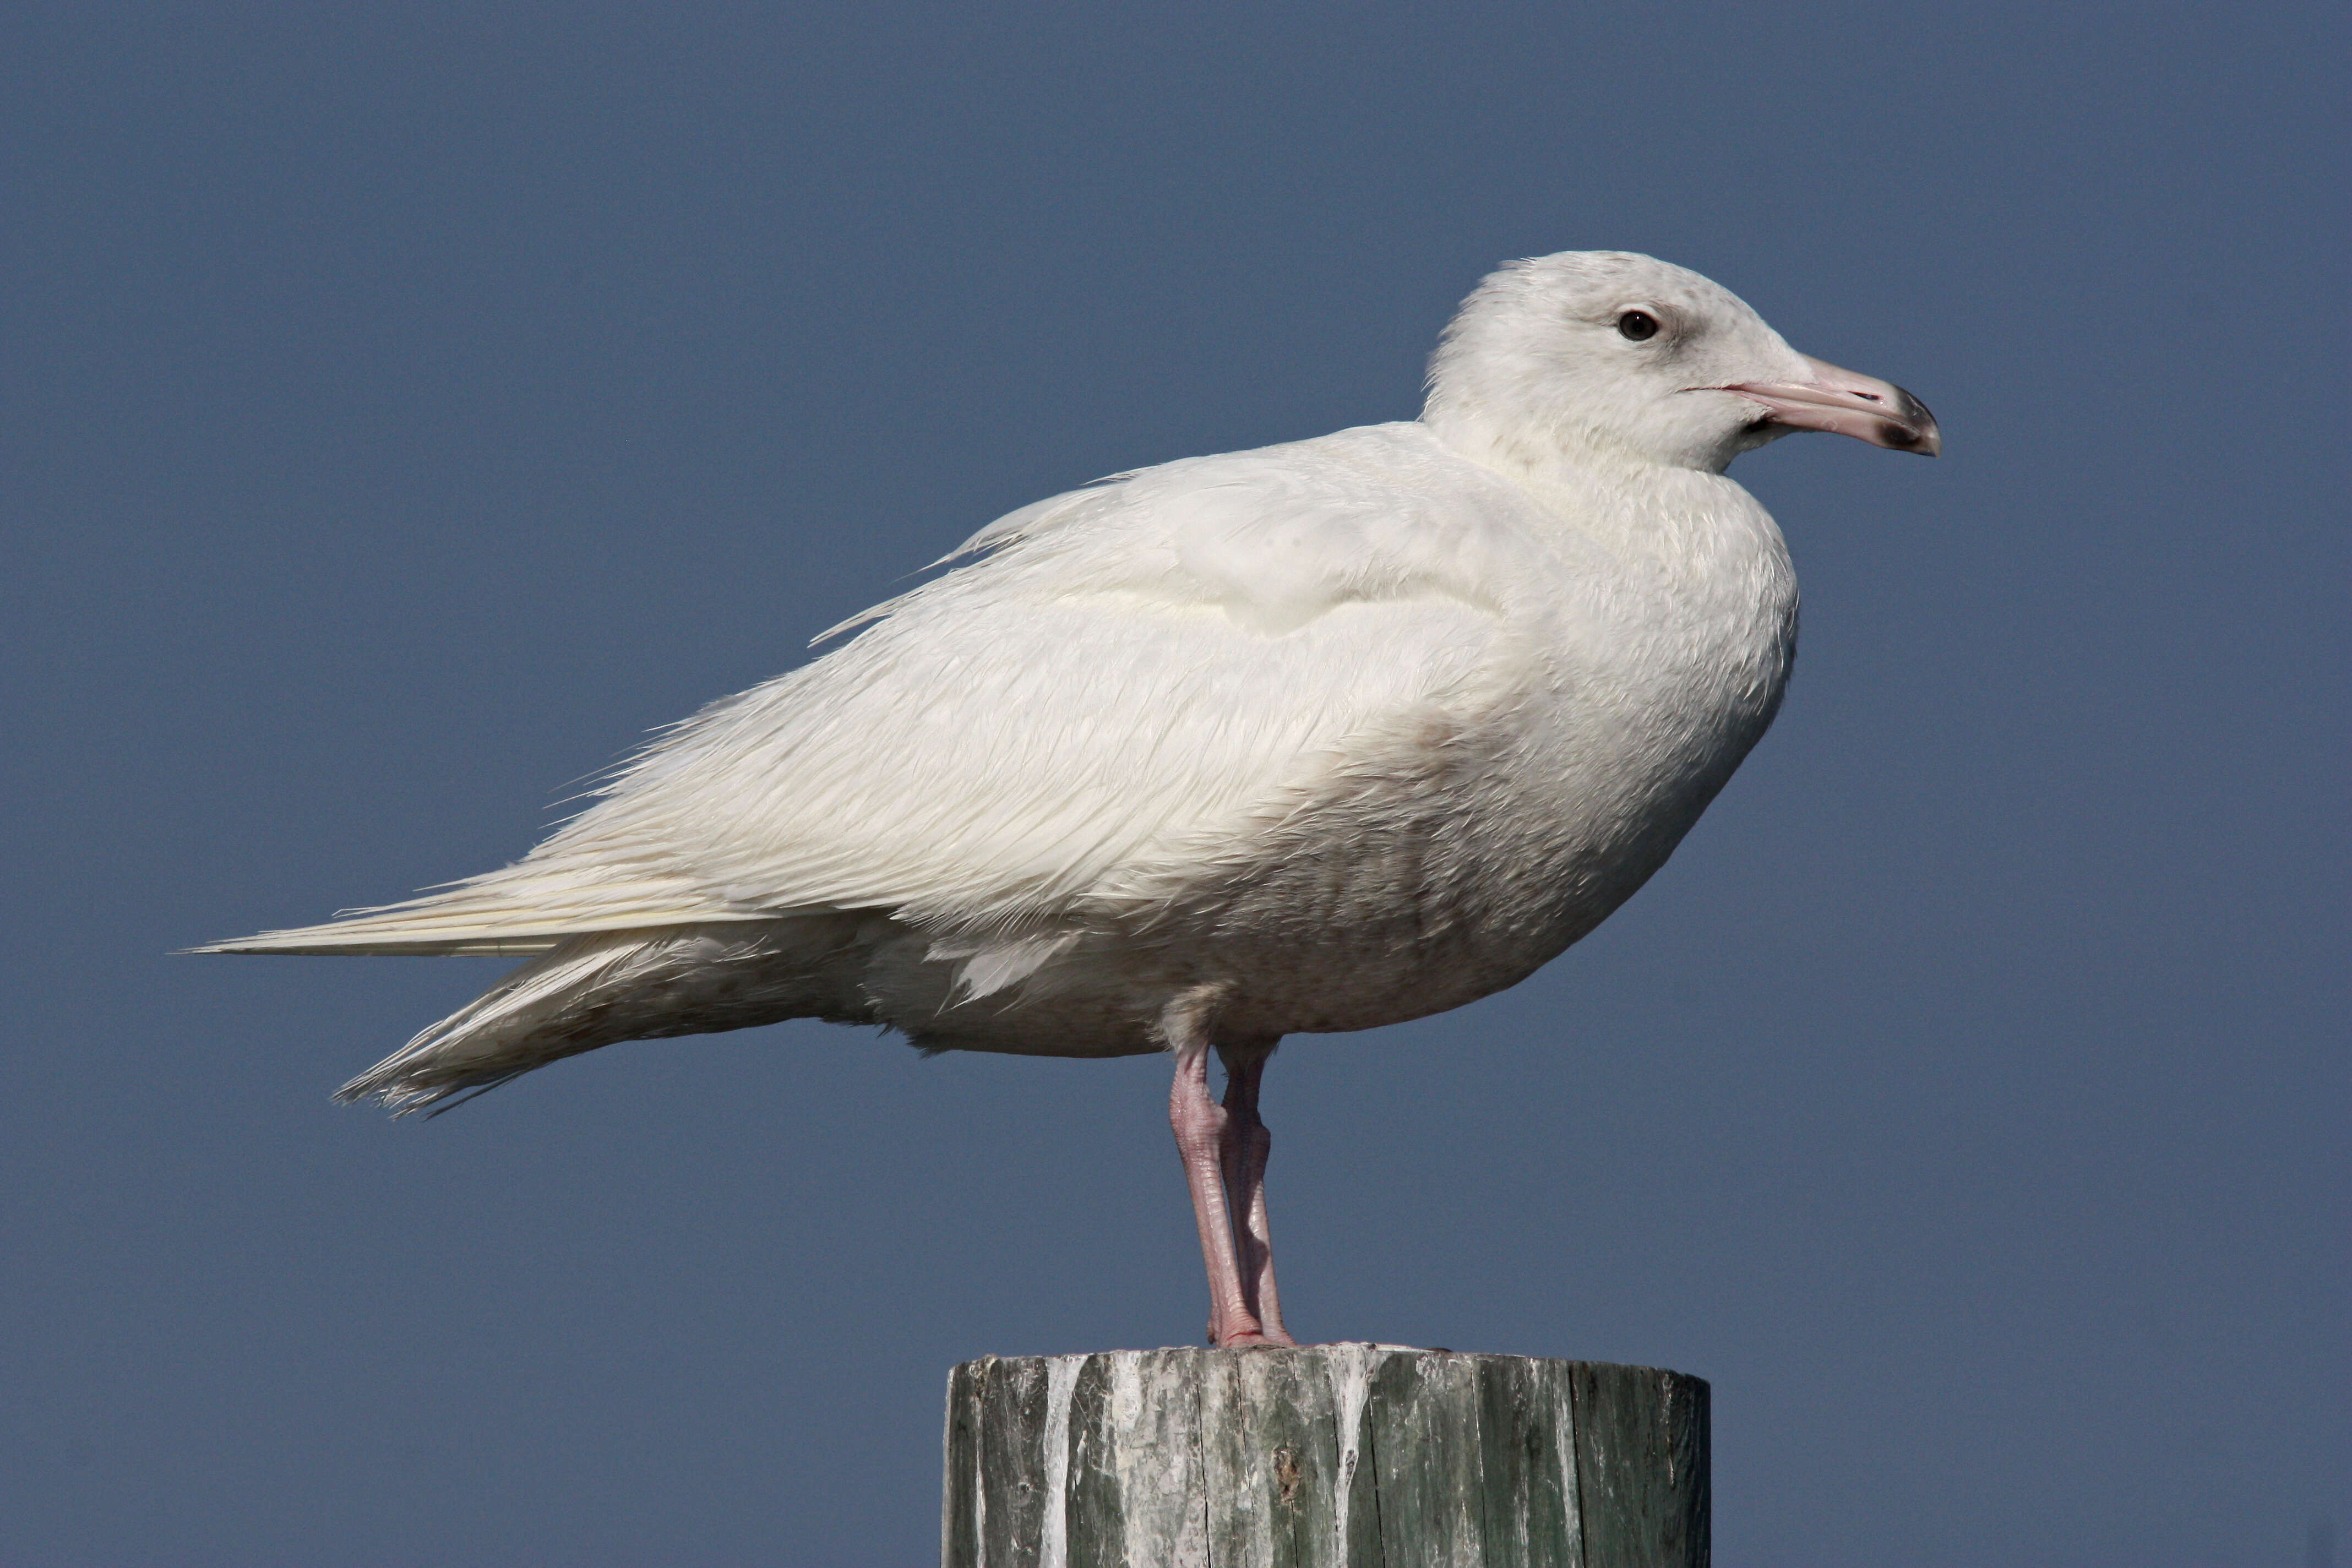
[1217, 1040, 1295, 1346]
[1168, 1032, 1261, 1346]
[1166, 1003, 1297, 1348]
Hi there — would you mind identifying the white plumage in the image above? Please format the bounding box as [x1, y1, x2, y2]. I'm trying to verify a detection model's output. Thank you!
[204, 251, 1936, 1346]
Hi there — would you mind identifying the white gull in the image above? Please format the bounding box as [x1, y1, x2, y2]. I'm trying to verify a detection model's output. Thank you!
[203, 251, 1938, 1347]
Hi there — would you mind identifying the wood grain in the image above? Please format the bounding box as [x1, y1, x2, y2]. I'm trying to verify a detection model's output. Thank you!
[941, 1348, 1705, 1567]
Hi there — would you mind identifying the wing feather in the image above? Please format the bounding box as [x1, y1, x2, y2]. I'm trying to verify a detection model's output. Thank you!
[200, 423, 1548, 955]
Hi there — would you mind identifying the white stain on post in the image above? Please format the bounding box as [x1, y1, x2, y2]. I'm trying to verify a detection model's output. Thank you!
[1108, 1352, 1208, 1566]
[1324, 1342, 1390, 1555]
[1037, 1355, 1082, 1568]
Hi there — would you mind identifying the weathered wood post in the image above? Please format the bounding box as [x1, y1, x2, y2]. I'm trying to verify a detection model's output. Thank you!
[941, 1346, 1706, 1566]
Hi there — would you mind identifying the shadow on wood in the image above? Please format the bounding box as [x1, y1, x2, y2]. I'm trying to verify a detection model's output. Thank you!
[942, 1346, 1706, 1567]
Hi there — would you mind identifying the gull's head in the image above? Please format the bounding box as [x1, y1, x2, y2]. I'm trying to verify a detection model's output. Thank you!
[1424, 251, 1939, 476]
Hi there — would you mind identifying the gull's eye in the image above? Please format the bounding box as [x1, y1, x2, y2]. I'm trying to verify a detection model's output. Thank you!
[1616, 310, 1660, 341]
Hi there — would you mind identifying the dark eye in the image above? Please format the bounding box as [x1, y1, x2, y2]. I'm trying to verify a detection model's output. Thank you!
[1617, 310, 1660, 341]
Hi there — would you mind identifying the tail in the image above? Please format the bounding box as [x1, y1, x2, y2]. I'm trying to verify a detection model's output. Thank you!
[337, 932, 665, 1113]
[336, 920, 872, 1114]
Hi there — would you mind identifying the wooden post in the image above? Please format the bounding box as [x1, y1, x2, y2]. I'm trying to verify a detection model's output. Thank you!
[941, 1346, 1707, 1567]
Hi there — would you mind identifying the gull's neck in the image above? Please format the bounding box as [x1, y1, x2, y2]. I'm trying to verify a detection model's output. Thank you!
[1420, 406, 1760, 563]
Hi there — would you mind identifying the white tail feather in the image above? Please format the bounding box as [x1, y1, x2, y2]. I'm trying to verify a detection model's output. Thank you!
[331, 917, 883, 1114]
[336, 933, 657, 1113]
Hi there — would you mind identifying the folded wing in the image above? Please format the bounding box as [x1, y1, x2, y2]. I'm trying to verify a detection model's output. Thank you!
[198, 424, 1544, 956]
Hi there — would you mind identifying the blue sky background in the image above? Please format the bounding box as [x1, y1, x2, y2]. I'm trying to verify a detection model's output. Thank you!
[5, 3, 2344, 1562]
